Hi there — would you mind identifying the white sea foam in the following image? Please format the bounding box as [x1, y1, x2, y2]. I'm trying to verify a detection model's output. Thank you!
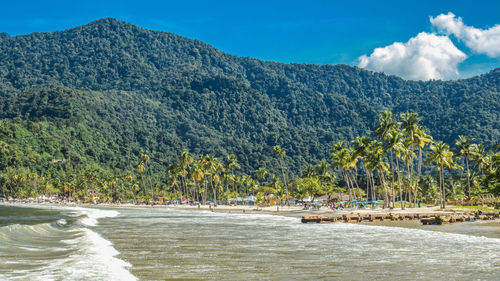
[49, 228, 137, 281]
[73, 207, 120, 226]
[68, 207, 136, 280]
[0, 206, 136, 280]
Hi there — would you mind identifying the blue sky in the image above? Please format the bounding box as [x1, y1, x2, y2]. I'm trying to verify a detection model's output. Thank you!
[1, 0, 499, 80]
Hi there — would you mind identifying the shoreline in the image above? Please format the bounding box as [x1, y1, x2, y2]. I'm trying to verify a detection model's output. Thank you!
[1, 201, 486, 219]
[2, 201, 499, 239]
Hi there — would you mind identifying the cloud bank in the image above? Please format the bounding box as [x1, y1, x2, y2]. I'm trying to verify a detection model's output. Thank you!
[430, 12, 500, 57]
[358, 32, 466, 80]
[358, 13, 498, 80]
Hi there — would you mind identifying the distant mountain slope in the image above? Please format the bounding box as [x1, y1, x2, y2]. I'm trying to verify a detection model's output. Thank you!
[0, 18, 498, 174]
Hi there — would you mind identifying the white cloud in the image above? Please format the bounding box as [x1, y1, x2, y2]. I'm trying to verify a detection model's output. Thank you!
[431, 12, 500, 57]
[358, 32, 466, 80]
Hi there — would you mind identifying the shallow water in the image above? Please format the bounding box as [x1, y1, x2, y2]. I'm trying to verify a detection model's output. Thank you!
[1, 205, 499, 280]
[0, 205, 136, 281]
[98, 208, 500, 280]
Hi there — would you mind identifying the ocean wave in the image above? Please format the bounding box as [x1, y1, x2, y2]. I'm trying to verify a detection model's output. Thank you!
[71, 207, 120, 227]
[0, 206, 136, 281]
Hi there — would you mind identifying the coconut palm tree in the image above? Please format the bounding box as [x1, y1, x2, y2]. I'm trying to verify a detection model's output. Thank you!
[191, 161, 204, 202]
[315, 160, 335, 197]
[124, 174, 136, 204]
[201, 154, 222, 206]
[255, 167, 268, 187]
[330, 141, 358, 200]
[352, 136, 374, 200]
[426, 141, 453, 209]
[444, 153, 463, 199]
[374, 109, 397, 142]
[415, 127, 432, 180]
[179, 150, 194, 198]
[455, 136, 474, 199]
[302, 164, 315, 178]
[474, 145, 494, 176]
[386, 128, 405, 208]
[400, 112, 421, 146]
[400, 138, 416, 208]
[226, 154, 240, 193]
[273, 145, 289, 204]
[365, 140, 390, 208]
[400, 112, 422, 206]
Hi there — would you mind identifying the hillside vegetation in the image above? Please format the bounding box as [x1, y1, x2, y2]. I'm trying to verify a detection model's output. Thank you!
[0, 18, 498, 201]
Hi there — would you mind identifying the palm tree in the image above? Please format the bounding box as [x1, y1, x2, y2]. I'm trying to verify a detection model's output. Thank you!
[330, 141, 358, 201]
[365, 140, 390, 208]
[255, 167, 268, 187]
[226, 154, 240, 193]
[191, 161, 205, 202]
[212, 157, 224, 205]
[352, 136, 374, 200]
[124, 174, 136, 204]
[374, 109, 397, 141]
[302, 164, 315, 178]
[273, 145, 289, 204]
[444, 153, 462, 199]
[269, 174, 284, 209]
[415, 127, 432, 177]
[455, 136, 474, 199]
[179, 150, 194, 198]
[201, 154, 221, 206]
[401, 138, 416, 208]
[386, 128, 405, 208]
[400, 112, 422, 207]
[315, 160, 335, 196]
[137, 162, 146, 198]
[426, 141, 453, 209]
[400, 112, 421, 146]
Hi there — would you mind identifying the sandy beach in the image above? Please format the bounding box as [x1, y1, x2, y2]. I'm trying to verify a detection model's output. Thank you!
[3, 200, 476, 218]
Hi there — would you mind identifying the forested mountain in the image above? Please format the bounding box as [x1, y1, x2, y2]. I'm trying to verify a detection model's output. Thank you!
[0, 18, 498, 177]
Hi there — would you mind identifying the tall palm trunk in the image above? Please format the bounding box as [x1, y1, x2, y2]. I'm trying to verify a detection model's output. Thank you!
[409, 160, 415, 208]
[440, 167, 446, 209]
[278, 157, 288, 205]
[370, 173, 376, 201]
[348, 170, 361, 200]
[210, 176, 217, 207]
[379, 170, 389, 209]
[447, 168, 455, 198]
[389, 150, 396, 208]
[128, 182, 136, 204]
[406, 162, 411, 209]
[363, 165, 372, 200]
[202, 180, 207, 205]
[416, 146, 423, 206]
[465, 156, 471, 200]
[180, 176, 186, 199]
[396, 157, 404, 209]
[343, 170, 352, 201]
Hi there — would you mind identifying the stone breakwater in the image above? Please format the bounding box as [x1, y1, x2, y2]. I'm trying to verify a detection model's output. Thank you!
[301, 212, 499, 224]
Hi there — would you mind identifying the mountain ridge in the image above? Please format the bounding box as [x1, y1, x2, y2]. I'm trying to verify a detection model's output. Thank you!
[0, 18, 498, 175]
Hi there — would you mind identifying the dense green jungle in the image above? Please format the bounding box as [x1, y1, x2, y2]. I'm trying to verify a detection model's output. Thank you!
[0, 18, 498, 203]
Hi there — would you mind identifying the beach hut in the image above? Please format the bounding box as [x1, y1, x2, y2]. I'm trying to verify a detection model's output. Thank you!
[243, 195, 256, 202]
[243, 195, 256, 206]
[315, 195, 329, 202]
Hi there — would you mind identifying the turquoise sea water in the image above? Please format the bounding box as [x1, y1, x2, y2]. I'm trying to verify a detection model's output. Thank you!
[1, 204, 499, 280]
